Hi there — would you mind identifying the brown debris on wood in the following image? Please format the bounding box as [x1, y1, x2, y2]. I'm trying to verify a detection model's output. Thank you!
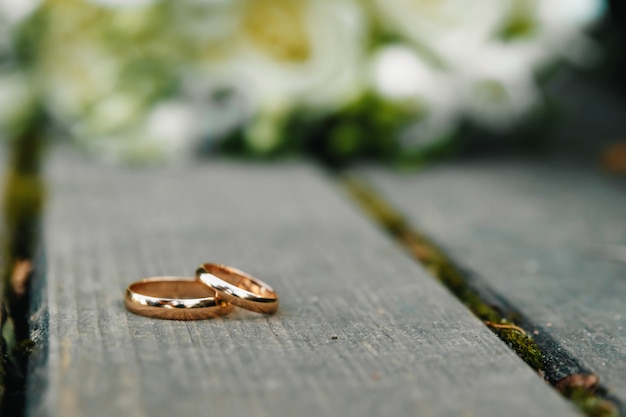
[10, 260, 33, 299]
[556, 374, 600, 393]
[601, 142, 626, 174]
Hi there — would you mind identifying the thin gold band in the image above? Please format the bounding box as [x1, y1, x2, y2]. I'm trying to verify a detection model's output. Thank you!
[195, 263, 279, 314]
[125, 276, 233, 320]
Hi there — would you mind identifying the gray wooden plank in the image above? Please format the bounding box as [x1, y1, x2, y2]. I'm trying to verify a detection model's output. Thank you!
[363, 157, 626, 408]
[27, 148, 579, 417]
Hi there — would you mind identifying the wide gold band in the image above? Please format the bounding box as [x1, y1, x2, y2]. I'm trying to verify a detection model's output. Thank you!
[195, 263, 279, 314]
[125, 276, 233, 320]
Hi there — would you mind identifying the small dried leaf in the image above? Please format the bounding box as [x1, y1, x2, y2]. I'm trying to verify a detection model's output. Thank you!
[601, 142, 626, 174]
[11, 259, 33, 297]
[556, 374, 600, 392]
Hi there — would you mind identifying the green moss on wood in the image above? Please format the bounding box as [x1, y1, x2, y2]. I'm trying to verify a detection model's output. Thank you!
[1, 106, 46, 413]
[2, 105, 46, 286]
[13, 339, 35, 358]
[495, 327, 543, 371]
[564, 388, 619, 417]
[2, 172, 45, 262]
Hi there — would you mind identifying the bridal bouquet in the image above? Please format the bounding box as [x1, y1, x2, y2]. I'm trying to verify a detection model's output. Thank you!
[0, 0, 605, 163]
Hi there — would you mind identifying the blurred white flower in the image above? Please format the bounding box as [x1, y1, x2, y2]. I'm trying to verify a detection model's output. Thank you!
[42, 45, 121, 123]
[144, 100, 202, 151]
[372, 0, 512, 59]
[370, 0, 604, 134]
[215, 0, 366, 113]
[371, 44, 459, 147]
[373, 45, 434, 99]
[75, 100, 204, 163]
[539, 0, 606, 27]
[88, 92, 145, 133]
[533, 0, 605, 65]
[453, 42, 540, 130]
[0, 0, 608, 161]
[32, 0, 204, 160]
[0, 0, 40, 24]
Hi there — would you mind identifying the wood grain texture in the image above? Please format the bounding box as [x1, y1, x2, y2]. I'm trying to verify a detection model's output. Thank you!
[27, 149, 578, 417]
[363, 157, 626, 408]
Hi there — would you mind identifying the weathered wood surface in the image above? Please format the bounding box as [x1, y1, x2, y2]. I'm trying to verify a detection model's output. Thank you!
[26, 149, 578, 417]
[363, 158, 626, 407]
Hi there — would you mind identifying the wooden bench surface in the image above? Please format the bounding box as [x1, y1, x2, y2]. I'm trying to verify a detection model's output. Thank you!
[25, 148, 578, 417]
[362, 157, 626, 411]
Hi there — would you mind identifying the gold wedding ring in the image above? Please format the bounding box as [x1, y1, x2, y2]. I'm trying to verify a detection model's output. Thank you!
[196, 263, 279, 314]
[125, 276, 233, 320]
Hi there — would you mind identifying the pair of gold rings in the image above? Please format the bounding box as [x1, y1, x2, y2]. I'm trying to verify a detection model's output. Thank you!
[124, 263, 278, 320]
